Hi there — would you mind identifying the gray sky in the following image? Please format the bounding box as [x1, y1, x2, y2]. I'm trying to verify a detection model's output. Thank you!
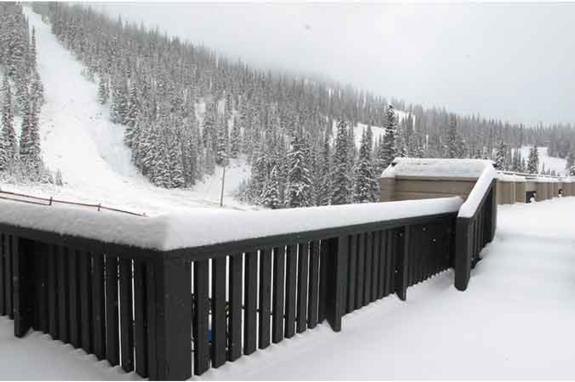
[93, 2, 575, 126]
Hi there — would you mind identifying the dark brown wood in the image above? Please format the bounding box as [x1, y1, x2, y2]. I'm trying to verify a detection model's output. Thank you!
[355, 233, 365, 308]
[193, 259, 209, 376]
[371, 232, 380, 303]
[364, 232, 373, 304]
[211, 256, 227, 367]
[119, 258, 134, 372]
[48, 245, 58, 338]
[68, 248, 80, 348]
[6, 235, 13, 319]
[57, 246, 69, 343]
[259, 248, 272, 349]
[244, 251, 258, 354]
[134, 260, 148, 378]
[79, 251, 93, 353]
[228, 253, 243, 361]
[146, 259, 158, 379]
[272, 246, 285, 343]
[92, 252, 106, 360]
[0, 234, 4, 316]
[296, 242, 309, 334]
[284, 244, 297, 338]
[325, 237, 346, 332]
[13, 237, 33, 337]
[105, 254, 120, 366]
[347, 234, 357, 313]
[307, 241, 320, 329]
[395, 228, 409, 301]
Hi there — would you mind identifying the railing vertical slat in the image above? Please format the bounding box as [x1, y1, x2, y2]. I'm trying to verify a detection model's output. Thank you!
[38, 244, 48, 333]
[377, 231, 386, 299]
[228, 253, 243, 361]
[307, 241, 320, 329]
[48, 245, 58, 339]
[244, 251, 258, 354]
[79, 251, 93, 353]
[272, 246, 285, 343]
[13, 237, 33, 337]
[5, 235, 13, 319]
[119, 258, 134, 372]
[258, 248, 272, 349]
[68, 248, 80, 348]
[211, 256, 227, 367]
[0, 234, 4, 316]
[284, 244, 297, 338]
[347, 234, 357, 313]
[355, 233, 365, 309]
[134, 260, 148, 378]
[105, 254, 120, 366]
[92, 252, 106, 360]
[364, 232, 373, 304]
[57, 246, 68, 343]
[193, 259, 210, 375]
[296, 242, 309, 334]
[395, 228, 409, 301]
[146, 260, 158, 380]
[371, 232, 380, 301]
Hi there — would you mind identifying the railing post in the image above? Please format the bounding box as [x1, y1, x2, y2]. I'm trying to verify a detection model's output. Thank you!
[152, 256, 191, 380]
[325, 236, 347, 332]
[454, 218, 472, 291]
[12, 237, 34, 337]
[395, 227, 409, 301]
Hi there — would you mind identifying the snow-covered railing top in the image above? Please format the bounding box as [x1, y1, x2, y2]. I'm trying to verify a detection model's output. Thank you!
[458, 164, 497, 218]
[0, 197, 463, 252]
[381, 158, 494, 179]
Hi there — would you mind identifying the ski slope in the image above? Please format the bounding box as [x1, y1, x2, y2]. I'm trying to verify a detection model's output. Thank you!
[3, 8, 253, 216]
[517, 146, 567, 175]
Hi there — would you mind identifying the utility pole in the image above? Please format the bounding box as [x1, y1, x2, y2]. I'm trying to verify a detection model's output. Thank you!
[220, 165, 226, 207]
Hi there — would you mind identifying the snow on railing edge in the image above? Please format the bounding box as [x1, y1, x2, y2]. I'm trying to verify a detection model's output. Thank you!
[457, 164, 496, 218]
[0, 196, 464, 252]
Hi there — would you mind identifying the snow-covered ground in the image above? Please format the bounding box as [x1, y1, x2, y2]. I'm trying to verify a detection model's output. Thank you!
[2, 197, 575, 379]
[517, 146, 567, 175]
[3, 8, 253, 216]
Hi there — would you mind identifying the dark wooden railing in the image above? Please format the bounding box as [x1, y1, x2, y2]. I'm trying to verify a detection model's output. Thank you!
[0, 179, 497, 380]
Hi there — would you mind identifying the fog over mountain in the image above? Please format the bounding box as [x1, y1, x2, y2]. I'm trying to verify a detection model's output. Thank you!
[92, 2, 575, 126]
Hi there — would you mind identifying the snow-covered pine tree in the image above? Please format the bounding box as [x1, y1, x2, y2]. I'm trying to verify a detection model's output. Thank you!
[315, 131, 331, 206]
[19, 97, 42, 174]
[565, 152, 575, 174]
[261, 165, 281, 209]
[331, 120, 352, 205]
[0, 74, 17, 172]
[377, 104, 398, 172]
[494, 141, 506, 170]
[527, 146, 539, 174]
[110, 77, 128, 125]
[125, 82, 140, 128]
[353, 126, 378, 203]
[97, 76, 108, 104]
[445, 114, 459, 158]
[286, 136, 312, 208]
[229, 115, 241, 158]
[215, 115, 229, 165]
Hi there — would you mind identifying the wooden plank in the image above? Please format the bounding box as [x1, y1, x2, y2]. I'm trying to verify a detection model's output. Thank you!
[146, 260, 158, 379]
[296, 242, 309, 334]
[57, 246, 68, 343]
[259, 248, 272, 349]
[364, 232, 373, 304]
[37, 243, 48, 333]
[347, 234, 357, 313]
[193, 260, 209, 376]
[13, 237, 33, 337]
[79, 251, 93, 354]
[244, 251, 258, 355]
[119, 258, 134, 372]
[371, 231, 380, 301]
[307, 241, 320, 329]
[228, 253, 243, 361]
[92, 252, 106, 360]
[211, 256, 227, 367]
[134, 260, 148, 378]
[272, 246, 285, 343]
[395, 228, 409, 301]
[377, 231, 386, 299]
[318, 240, 329, 322]
[68, 249, 80, 348]
[355, 233, 365, 308]
[0, 234, 4, 316]
[48, 245, 58, 339]
[326, 236, 346, 332]
[6, 235, 12, 319]
[105, 254, 120, 366]
[284, 244, 297, 338]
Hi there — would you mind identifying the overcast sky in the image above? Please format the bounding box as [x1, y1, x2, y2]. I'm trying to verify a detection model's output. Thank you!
[93, 2, 575, 126]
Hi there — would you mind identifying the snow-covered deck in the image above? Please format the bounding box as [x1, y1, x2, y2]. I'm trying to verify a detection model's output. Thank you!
[2, 197, 575, 379]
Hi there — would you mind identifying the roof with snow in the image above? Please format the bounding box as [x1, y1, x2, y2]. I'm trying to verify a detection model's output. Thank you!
[381, 158, 495, 179]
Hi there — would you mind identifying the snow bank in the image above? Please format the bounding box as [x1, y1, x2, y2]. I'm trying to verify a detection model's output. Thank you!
[458, 164, 497, 218]
[382, 158, 494, 179]
[0, 197, 463, 251]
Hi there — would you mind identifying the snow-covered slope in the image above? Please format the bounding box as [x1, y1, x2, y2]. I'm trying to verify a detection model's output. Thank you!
[517, 146, 567, 175]
[3, 8, 253, 215]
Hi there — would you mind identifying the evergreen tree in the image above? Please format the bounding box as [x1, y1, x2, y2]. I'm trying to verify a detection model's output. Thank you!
[19, 98, 42, 173]
[331, 120, 352, 205]
[377, 105, 398, 172]
[494, 141, 506, 170]
[0, 74, 17, 171]
[261, 165, 281, 209]
[527, 146, 539, 174]
[97, 76, 108, 104]
[286, 137, 312, 208]
[445, 114, 459, 158]
[353, 126, 378, 202]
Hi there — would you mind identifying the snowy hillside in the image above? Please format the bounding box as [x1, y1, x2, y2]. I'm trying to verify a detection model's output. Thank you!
[516, 146, 567, 175]
[1, 8, 254, 215]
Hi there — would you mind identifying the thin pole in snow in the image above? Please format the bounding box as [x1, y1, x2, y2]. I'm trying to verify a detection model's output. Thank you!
[220, 165, 226, 207]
